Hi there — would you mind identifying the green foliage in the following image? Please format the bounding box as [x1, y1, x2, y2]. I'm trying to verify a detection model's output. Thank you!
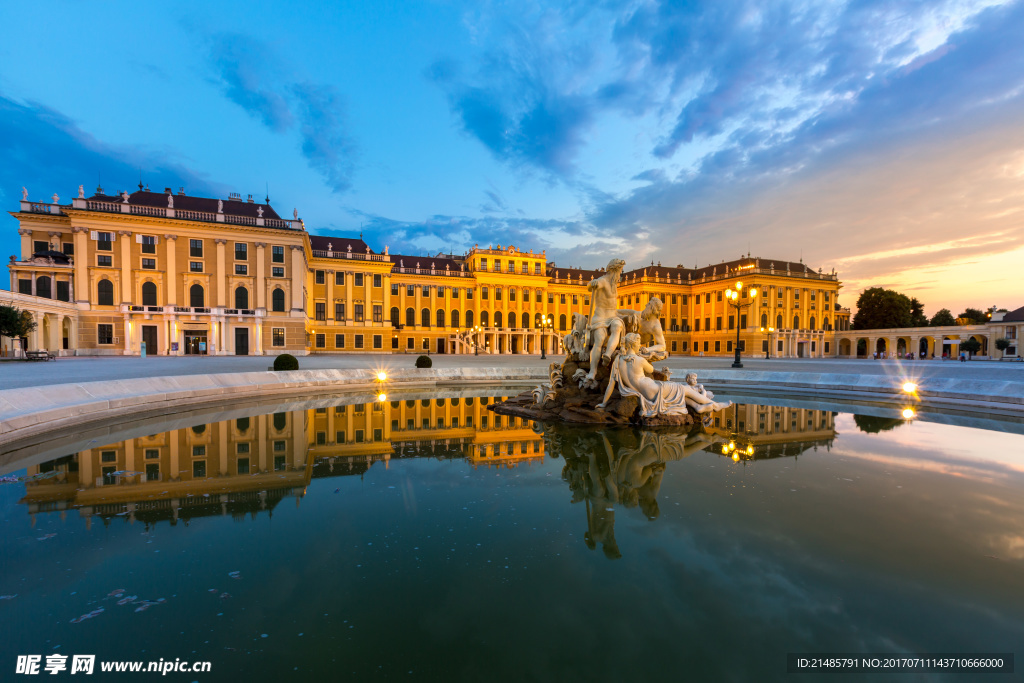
[273, 353, 299, 371]
[929, 308, 956, 326]
[0, 305, 36, 338]
[909, 297, 928, 327]
[957, 308, 987, 325]
[960, 338, 982, 356]
[853, 414, 907, 434]
[995, 338, 1012, 351]
[852, 287, 912, 330]
[415, 355, 432, 368]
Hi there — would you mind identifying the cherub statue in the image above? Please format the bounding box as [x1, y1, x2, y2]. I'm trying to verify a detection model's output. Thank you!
[562, 312, 589, 361]
[597, 333, 731, 417]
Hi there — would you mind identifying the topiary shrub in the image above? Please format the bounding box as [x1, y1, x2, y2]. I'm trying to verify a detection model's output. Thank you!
[415, 355, 432, 368]
[273, 353, 299, 371]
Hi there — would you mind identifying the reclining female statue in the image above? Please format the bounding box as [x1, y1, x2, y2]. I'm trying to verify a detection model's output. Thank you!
[597, 333, 731, 418]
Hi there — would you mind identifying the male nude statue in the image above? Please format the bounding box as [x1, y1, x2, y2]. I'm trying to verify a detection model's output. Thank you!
[584, 258, 627, 384]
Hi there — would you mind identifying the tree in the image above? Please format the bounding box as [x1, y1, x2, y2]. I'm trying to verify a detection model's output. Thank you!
[930, 308, 956, 326]
[957, 308, 987, 325]
[960, 337, 982, 358]
[0, 305, 36, 339]
[909, 297, 928, 327]
[853, 414, 908, 433]
[995, 338, 1011, 353]
[852, 287, 912, 330]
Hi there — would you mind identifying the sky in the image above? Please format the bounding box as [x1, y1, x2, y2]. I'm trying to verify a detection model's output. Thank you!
[2, 0, 1023, 316]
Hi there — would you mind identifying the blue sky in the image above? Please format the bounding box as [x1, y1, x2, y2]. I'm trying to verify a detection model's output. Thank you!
[3, 0, 1023, 314]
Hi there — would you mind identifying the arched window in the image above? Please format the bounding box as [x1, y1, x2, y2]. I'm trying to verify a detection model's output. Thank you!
[236, 417, 250, 432]
[36, 276, 52, 299]
[235, 286, 249, 310]
[390, 307, 400, 326]
[559, 314, 567, 331]
[190, 284, 205, 308]
[466, 310, 474, 328]
[809, 316, 816, 330]
[522, 312, 529, 329]
[824, 318, 831, 330]
[451, 310, 460, 328]
[481, 311, 489, 327]
[272, 288, 285, 312]
[421, 308, 430, 327]
[793, 315, 800, 329]
[97, 279, 114, 306]
[406, 308, 415, 327]
[495, 311, 503, 329]
[436, 309, 445, 327]
[760, 313, 767, 328]
[191, 424, 206, 435]
[273, 412, 287, 431]
[776, 314, 783, 329]
[142, 282, 157, 307]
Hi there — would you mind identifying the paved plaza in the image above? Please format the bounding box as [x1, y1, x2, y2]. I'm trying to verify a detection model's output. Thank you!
[1, 352, 1022, 390]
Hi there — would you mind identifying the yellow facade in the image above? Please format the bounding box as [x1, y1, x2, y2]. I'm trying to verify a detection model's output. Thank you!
[8, 189, 848, 358]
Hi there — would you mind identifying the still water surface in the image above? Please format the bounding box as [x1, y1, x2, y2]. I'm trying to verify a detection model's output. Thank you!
[1, 395, 1022, 681]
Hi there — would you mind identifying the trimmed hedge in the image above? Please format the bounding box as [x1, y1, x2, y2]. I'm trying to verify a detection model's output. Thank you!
[415, 355, 432, 368]
[273, 353, 299, 371]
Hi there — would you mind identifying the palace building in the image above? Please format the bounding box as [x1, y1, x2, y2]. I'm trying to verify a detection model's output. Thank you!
[6, 186, 850, 358]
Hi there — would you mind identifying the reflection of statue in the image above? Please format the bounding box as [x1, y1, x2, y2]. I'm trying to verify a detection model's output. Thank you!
[584, 258, 627, 384]
[599, 333, 730, 417]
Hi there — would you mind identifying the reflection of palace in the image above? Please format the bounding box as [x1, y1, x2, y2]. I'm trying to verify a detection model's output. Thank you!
[18, 396, 543, 526]
[550, 402, 838, 559]
[8, 187, 848, 359]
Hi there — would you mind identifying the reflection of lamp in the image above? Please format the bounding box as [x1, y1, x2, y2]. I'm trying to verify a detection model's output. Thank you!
[377, 371, 387, 382]
[902, 407, 915, 419]
[724, 282, 757, 368]
[378, 392, 387, 402]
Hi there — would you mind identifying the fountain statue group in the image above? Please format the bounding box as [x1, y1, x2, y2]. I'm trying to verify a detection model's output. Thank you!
[494, 258, 731, 425]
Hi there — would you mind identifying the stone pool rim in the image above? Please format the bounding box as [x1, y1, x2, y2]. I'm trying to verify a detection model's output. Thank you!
[1, 366, 1021, 451]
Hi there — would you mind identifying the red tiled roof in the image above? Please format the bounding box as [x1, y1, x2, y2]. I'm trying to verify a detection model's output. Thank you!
[87, 190, 282, 220]
[390, 254, 464, 271]
[1002, 305, 1024, 322]
[309, 234, 372, 254]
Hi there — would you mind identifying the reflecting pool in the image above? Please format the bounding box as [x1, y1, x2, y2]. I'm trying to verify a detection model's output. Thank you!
[2, 395, 1023, 681]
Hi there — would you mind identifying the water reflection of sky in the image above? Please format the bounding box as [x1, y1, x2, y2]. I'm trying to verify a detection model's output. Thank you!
[1, 398, 1022, 682]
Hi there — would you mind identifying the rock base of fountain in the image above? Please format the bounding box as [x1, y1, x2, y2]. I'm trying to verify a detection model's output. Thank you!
[491, 359, 696, 427]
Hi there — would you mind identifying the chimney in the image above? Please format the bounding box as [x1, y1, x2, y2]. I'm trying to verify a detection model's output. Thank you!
[178, 187, 185, 196]
[164, 187, 172, 194]
[247, 194, 254, 203]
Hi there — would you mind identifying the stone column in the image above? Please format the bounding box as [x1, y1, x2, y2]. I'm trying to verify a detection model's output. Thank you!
[254, 243, 267, 310]
[124, 315, 131, 355]
[215, 239, 228, 307]
[124, 440, 135, 479]
[31, 270, 36, 296]
[164, 235, 178, 305]
[79, 449, 94, 488]
[344, 269, 353, 321]
[414, 286, 422, 329]
[383, 274, 391, 329]
[118, 231, 132, 303]
[326, 270, 335, 319]
[289, 246, 305, 313]
[257, 416, 268, 473]
[218, 421, 228, 475]
[363, 270, 371, 325]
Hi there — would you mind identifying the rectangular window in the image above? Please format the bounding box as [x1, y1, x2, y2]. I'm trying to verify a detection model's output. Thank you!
[274, 456, 286, 471]
[495, 288, 502, 301]
[494, 260, 501, 272]
[407, 337, 414, 350]
[98, 255, 112, 267]
[671, 341, 677, 352]
[354, 304, 364, 322]
[355, 430, 365, 443]
[98, 324, 113, 344]
[62, 242, 74, 255]
[740, 314, 747, 329]
[336, 334, 345, 348]
[521, 263, 528, 274]
[272, 328, 285, 347]
[509, 288, 516, 301]
[272, 266, 284, 277]
[728, 315, 734, 330]
[355, 273, 364, 287]
[704, 341, 709, 353]
[272, 245, 284, 263]
[727, 340, 733, 352]
[535, 263, 542, 274]
[466, 288, 474, 300]
[392, 336, 398, 349]
[572, 295, 578, 305]
[191, 445, 206, 457]
[373, 334, 382, 349]
[705, 317, 711, 331]
[315, 270, 325, 284]
[682, 341, 688, 352]
[336, 271, 345, 286]
[141, 235, 156, 254]
[235, 243, 247, 260]
[235, 264, 247, 275]
[824, 341, 830, 353]
[480, 258, 487, 270]
[274, 440, 286, 452]
[193, 460, 206, 478]
[355, 334, 364, 349]
[142, 258, 156, 269]
[145, 449, 159, 459]
[335, 303, 345, 320]
[438, 286, 445, 298]
[97, 232, 112, 251]
[189, 239, 203, 257]
[315, 303, 326, 321]
[560, 294, 566, 304]
[236, 442, 250, 454]
[407, 285, 415, 296]
[694, 319, 701, 332]
[237, 458, 250, 475]
[671, 294, 677, 304]
[372, 305, 382, 322]
[705, 293, 711, 304]
[482, 287, 489, 300]
[315, 334, 325, 348]
[452, 287, 459, 299]
[422, 285, 429, 296]
[34, 240, 49, 253]
[373, 274, 382, 288]
[391, 283, 399, 295]
[190, 261, 203, 272]
[716, 317, 722, 331]
[714, 341, 721, 352]
[336, 431, 346, 444]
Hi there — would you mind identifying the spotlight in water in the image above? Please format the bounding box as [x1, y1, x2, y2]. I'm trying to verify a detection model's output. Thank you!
[902, 382, 917, 393]
[722, 445, 729, 455]
[746, 445, 754, 456]
[732, 453, 740, 462]
[902, 407, 915, 419]
[378, 393, 387, 402]
[377, 371, 387, 381]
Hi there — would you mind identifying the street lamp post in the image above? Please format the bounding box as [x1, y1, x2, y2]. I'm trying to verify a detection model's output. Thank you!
[760, 326, 774, 359]
[474, 325, 481, 356]
[724, 282, 758, 369]
[540, 315, 553, 359]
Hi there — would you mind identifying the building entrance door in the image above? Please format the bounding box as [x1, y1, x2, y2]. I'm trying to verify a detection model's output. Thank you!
[436, 337, 445, 354]
[797, 342, 806, 358]
[142, 326, 158, 356]
[184, 331, 208, 355]
[511, 337, 519, 354]
[235, 328, 249, 356]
